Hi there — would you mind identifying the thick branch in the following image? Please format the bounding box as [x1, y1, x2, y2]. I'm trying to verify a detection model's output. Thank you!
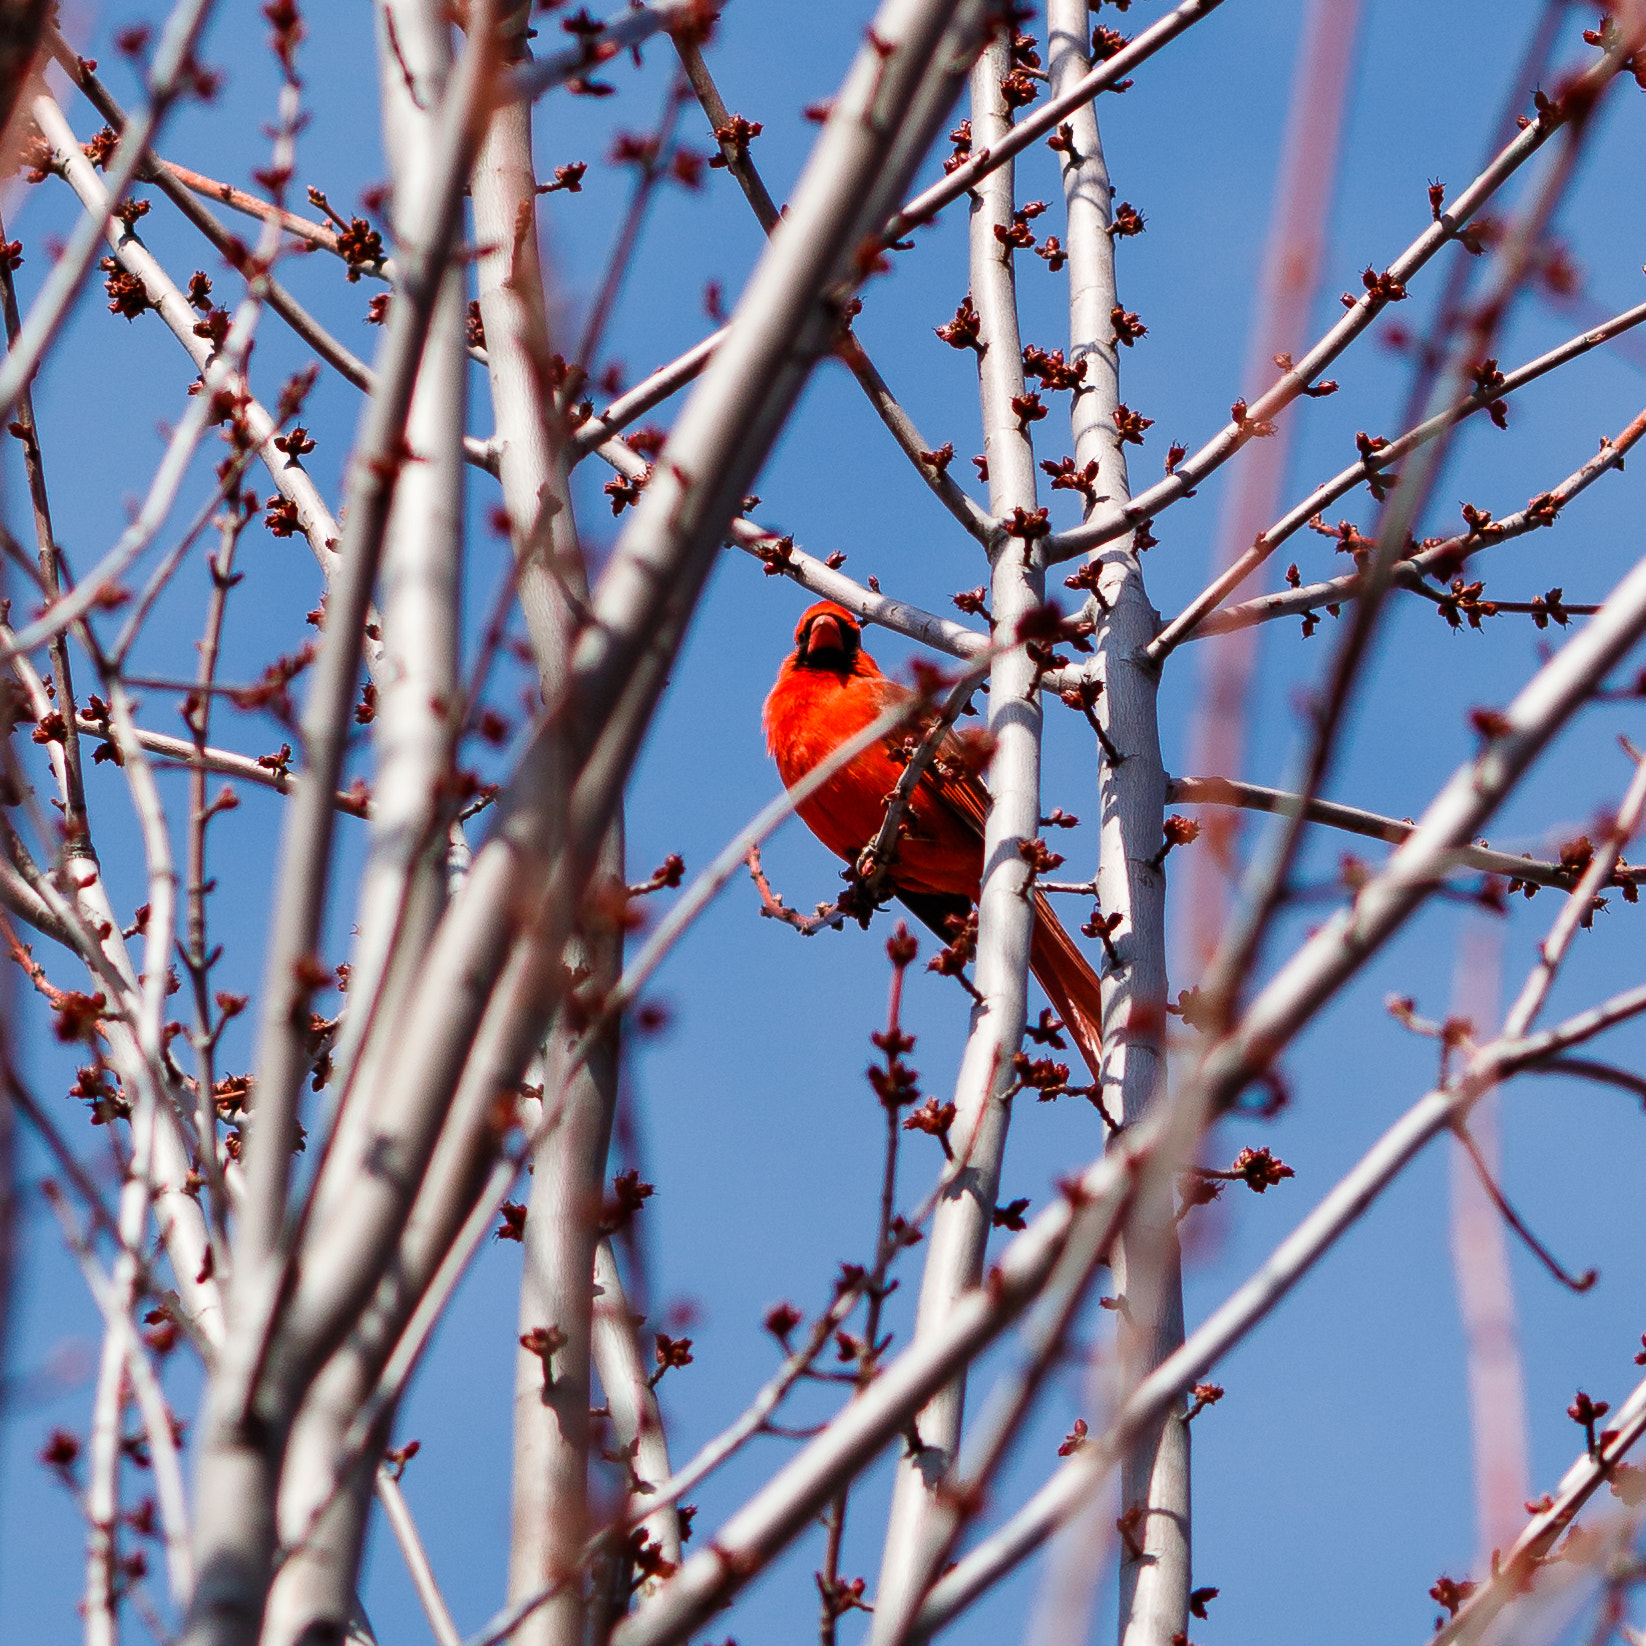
[872, 37, 1044, 1643]
[1045, 8, 1184, 1645]
[915, 975, 1646, 1635]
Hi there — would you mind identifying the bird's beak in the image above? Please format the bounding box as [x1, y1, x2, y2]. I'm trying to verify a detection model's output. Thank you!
[808, 613, 845, 655]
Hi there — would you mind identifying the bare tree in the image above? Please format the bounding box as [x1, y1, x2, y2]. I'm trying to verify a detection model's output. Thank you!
[5, 4, 1646, 1646]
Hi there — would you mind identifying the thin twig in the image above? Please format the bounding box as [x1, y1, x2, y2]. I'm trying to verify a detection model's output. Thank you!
[1520, 1057, 1646, 1104]
[42, 1181, 194, 1604]
[73, 715, 371, 815]
[674, 34, 993, 543]
[1502, 740, 1646, 1037]
[1189, 404, 1646, 641]
[0, 0, 221, 427]
[18, 93, 283, 660]
[508, 0, 709, 103]
[0, 205, 89, 852]
[1164, 774, 1646, 891]
[857, 670, 984, 909]
[1192, 85, 1606, 1040]
[572, 72, 691, 382]
[598, 435, 993, 661]
[586, 664, 990, 1048]
[375, 1469, 462, 1646]
[47, 36, 385, 381]
[1150, 296, 1646, 661]
[1451, 1122, 1596, 1292]
[1041, 37, 1633, 563]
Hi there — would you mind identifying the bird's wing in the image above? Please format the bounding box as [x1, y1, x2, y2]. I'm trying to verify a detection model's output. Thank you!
[864, 675, 993, 840]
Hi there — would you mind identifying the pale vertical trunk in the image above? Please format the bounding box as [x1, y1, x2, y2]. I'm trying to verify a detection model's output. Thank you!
[871, 33, 1042, 1642]
[260, 0, 464, 1630]
[592, 1238, 681, 1577]
[1046, 4, 1186, 1643]
[470, 44, 624, 1646]
[200, 2, 465, 1642]
[302, 0, 463, 1249]
[509, 984, 622, 1646]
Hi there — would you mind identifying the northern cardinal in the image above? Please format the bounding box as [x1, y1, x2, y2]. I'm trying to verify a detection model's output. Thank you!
[763, 600, 1105, 1079]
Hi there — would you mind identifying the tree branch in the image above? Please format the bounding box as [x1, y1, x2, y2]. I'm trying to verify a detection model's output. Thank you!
[884, 0, 1229, 247]
[0, 0, 220, 426]
[1188, 403, 1646, 642]
[1041, 40, 1635, 564]
[375, 1468, 462, 1646]
[913, 980, 1646, 1636]
[1150, 298, 1646, 661]
[871, 34, 1046, 1643]
[1042, 8, 1185, 1645]
[1164, 774, 1645, 892]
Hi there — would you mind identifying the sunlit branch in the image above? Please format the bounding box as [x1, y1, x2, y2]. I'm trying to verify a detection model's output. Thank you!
[83, 1046, 160, 1646]
[375, 1468, 463, 1646]
[1190, 404, 1646, 641]
[570, 328, 726, 455]
[1431, 1364, 1646, 1646]
[1164, 774, 1646, 891]
[1042, 7, 1183, 1646]
[592, 1238, 682, 1585]
[913, 982, 1646, 1636]
[871, 33, 1045, 1645]
[884, 0, 1229, 246]
[1150, 297, 1646, 661]
[1041, 41, 1632, 564]
[234, 12, 495, 1281]
[0, 0, 220, 427]
[85, 717, 371, 815]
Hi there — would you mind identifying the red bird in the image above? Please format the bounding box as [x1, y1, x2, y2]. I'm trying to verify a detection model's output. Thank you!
[763, 600, 1105, 1078]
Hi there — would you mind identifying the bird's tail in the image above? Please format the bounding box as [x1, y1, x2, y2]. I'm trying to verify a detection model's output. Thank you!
[1029, 892, 1105, 1081]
